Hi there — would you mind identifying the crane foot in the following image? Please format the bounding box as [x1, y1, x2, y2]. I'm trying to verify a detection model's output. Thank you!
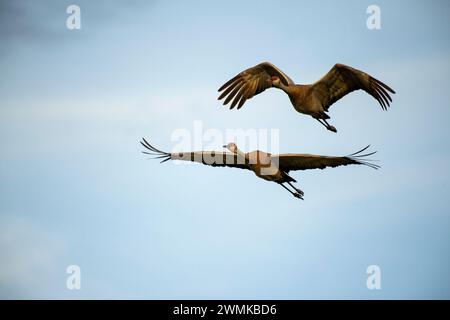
[327, 125, 337, 133]
[294, 193, 304, 200]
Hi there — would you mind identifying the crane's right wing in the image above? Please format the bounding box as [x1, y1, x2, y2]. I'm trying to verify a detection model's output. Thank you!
[310, 64, 395, 111]
[218, 61, 294, 110]
[274, 145, 380, 172]
[141, 138, 249, 170]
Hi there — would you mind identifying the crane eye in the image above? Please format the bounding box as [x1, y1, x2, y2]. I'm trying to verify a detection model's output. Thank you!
[271, 76, 279, 81]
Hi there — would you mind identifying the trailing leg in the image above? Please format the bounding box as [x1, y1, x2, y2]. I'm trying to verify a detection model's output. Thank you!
[287, 181, 304, 197]
[279, 183, 304, 200]
[322, 118, 337, 133]
[314, 117, 337, 133]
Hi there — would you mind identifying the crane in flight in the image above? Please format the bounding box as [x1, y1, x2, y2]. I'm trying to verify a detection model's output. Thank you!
[218, 62, 395, 133]
[141, 138, 379, 200]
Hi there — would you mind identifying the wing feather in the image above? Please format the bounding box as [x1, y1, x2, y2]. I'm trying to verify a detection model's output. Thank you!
[224, 81, 245, 105]
[274, 145, 380, 172]
[141, 138, 250, 170]
[218, 62, 294, 110]
[311, 64, 395, 111]
[218, 78, 241, 100]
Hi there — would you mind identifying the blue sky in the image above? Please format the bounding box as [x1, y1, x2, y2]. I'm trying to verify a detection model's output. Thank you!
[0, 0, 449, 299]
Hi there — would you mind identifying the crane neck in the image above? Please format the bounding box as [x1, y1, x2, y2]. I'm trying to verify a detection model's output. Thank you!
[234, 148, 247, 159]
[277, 81, 293, 95]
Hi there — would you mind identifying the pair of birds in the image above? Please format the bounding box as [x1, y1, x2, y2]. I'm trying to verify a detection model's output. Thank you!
[142, 62, 395, 200]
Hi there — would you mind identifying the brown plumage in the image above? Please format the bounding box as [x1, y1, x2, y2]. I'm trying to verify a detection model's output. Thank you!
[218, 62, 395, 132]
[141, 138, 379, 200]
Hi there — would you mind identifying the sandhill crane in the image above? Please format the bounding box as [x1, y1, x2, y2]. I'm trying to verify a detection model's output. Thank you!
[218, 62, 395, 132]
[140, 138, 379, 200]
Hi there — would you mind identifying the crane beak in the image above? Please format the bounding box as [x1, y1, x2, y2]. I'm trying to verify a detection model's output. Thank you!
[222, 145, 227, 148]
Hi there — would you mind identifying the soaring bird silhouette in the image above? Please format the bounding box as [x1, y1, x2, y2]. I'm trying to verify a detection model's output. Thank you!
[141, 138, 379, 200]
[218, 62, 395, 132]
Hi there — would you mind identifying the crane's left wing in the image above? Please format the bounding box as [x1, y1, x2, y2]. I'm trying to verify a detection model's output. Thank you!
[310, 64, 395, 111]
[140, 138, 249, 170]
[218, 62, 294, 110]
[274, 145, 380, 172]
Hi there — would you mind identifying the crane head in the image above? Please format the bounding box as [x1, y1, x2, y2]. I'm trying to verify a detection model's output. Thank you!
[271, 76, 281, 87]
[223, 142, 238, 154]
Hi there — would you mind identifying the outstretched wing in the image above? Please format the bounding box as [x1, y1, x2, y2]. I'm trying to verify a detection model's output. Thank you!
[310, 64, 395, 111]
[140, 138, 250, 170]
[275, 145, 380, 172]
[218, 62, 294, 110]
